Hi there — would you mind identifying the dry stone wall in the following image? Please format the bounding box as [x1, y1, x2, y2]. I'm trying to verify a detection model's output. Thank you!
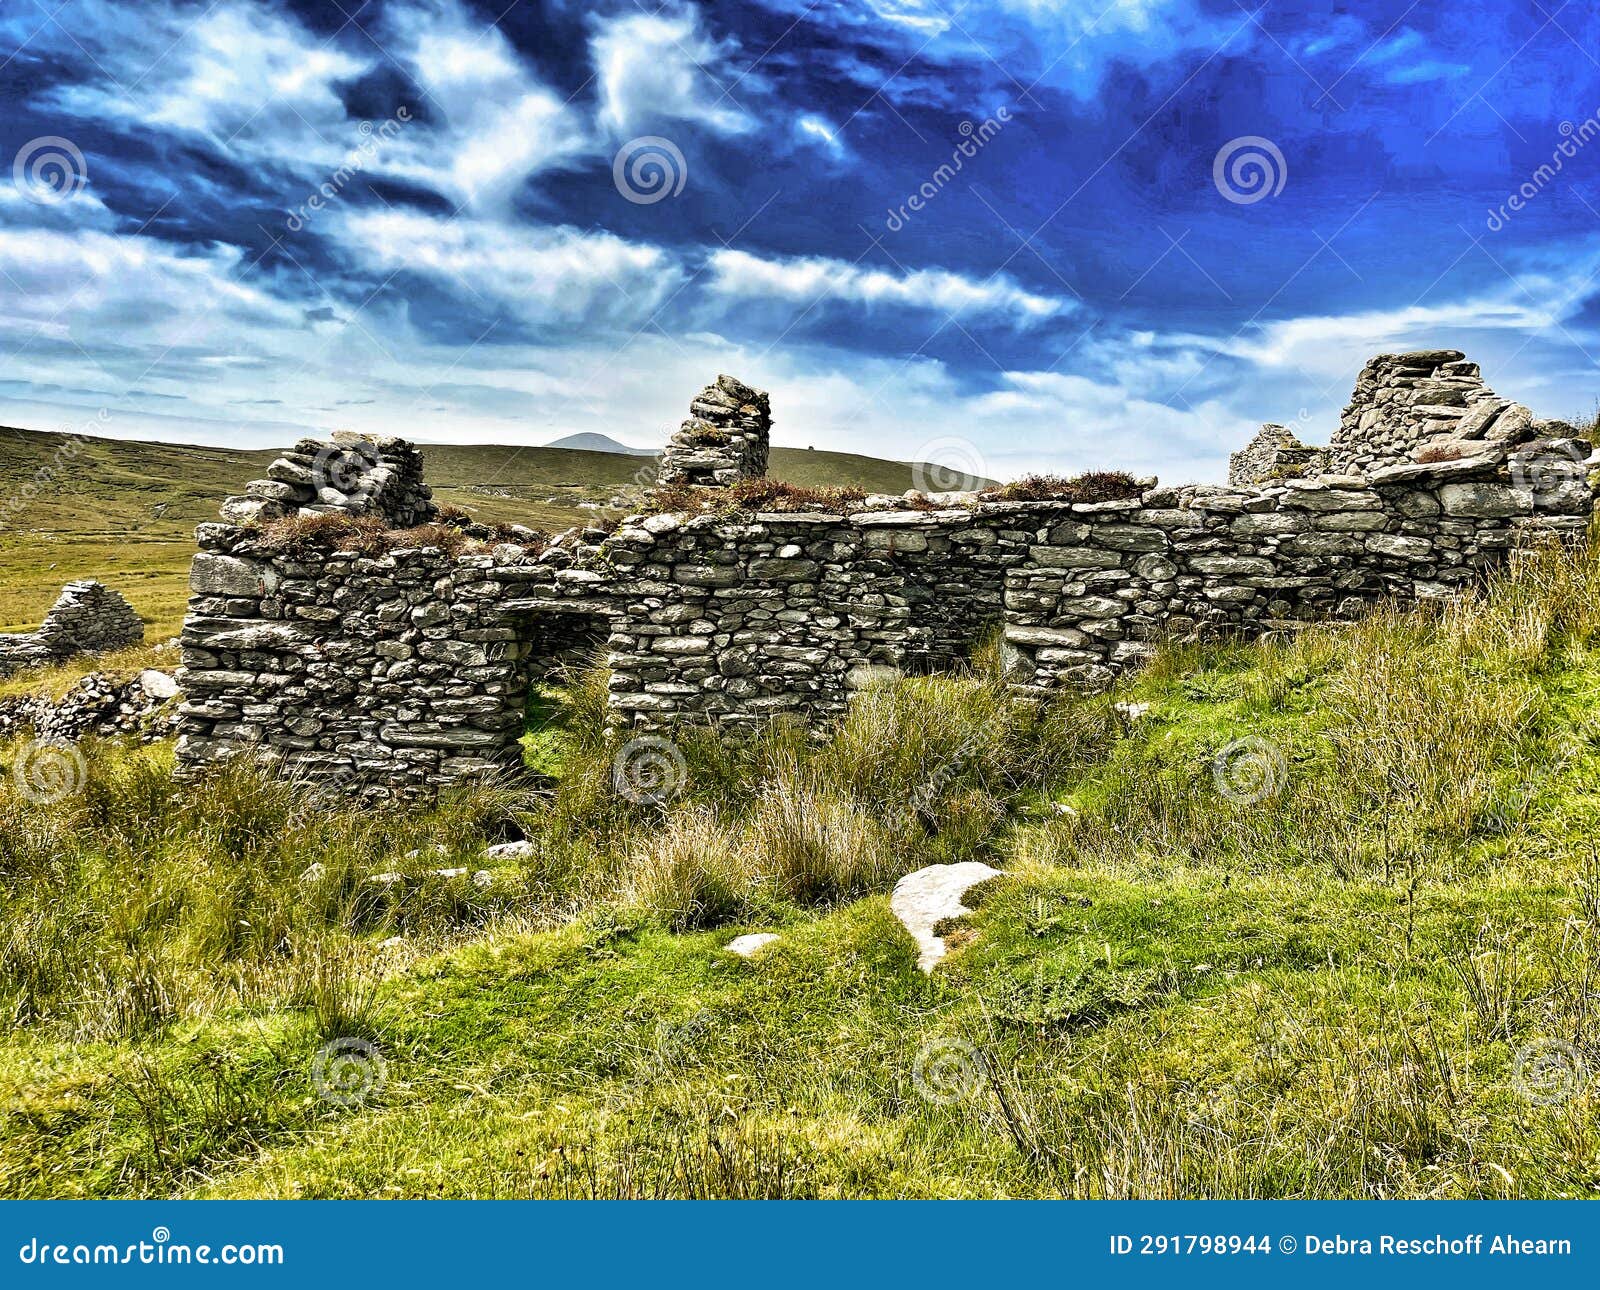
[0, 668, 178, 744]
[1326, 350, 1546, 475]
[1229, 423, 1325, 485]
[220, 435, 434, 527]
[174, 355, 1595, 799]
[0, 580, 144, 677]
[657, 376, 771, 487]
[1004, 444, 1592, 695]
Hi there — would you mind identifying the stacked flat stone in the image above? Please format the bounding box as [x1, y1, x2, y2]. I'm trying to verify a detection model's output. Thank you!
[1326, 350, 1541, 475]
[0, 580, 144, 677]
[173, 357, 1596, 801]
[657, 375, 771, 487]
[1228, 423, 1326, 486]
[220, 433, 435, 527]
[174, 524, 611, 797]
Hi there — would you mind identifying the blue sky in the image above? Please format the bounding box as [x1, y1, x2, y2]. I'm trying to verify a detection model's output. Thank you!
[1, 0, 1598, 482]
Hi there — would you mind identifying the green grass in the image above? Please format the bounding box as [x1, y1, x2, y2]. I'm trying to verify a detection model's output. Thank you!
[0, 425, 976, 639]
[2, 530, 1599, 1197]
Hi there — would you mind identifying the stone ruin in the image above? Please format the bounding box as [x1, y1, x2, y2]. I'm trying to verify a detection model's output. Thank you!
[172, 354, 1595, 800]
[0, 580, 144, 677]
[1227, 423, 1323, 487]
[657, 375, 771, 487]
[1330, 350, 1536, 476]
[1229, 349, 1560, 486]
[220, 434, 435, 527]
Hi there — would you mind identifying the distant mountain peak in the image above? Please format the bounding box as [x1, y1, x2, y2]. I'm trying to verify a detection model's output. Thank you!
[544, 433, 657, 456]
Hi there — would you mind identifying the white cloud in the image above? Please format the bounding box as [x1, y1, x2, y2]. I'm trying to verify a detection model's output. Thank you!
[706, 248, 1069, 323]
[21, 0, 590, 216]
[337, 211, 685, 329]
[591, 4, 754, 137]
[378, 2, 592, 211]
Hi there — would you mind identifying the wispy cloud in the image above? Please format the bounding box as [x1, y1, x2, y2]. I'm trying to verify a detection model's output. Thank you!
[706, 248, 1070, 324]
[336, 211, 686, 330]
[591, 4, 755, 137]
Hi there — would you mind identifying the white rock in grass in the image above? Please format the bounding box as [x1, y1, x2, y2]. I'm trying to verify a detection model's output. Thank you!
[485, 840, 535, 860]
[433, 867, 468, 879]
[726, 933, 779, 958]
[472, 870, 493, 889]
[1114, 701, 1151, 722]
[368, 872, 403, 885]
[891, 862, 1003, 972]
[138, 669, 179, 699]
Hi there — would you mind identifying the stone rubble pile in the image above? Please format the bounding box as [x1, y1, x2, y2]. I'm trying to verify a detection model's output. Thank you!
[657, 375, 771, 487]
[0, 669, 178, 743]
[0, 581, 145, 677]
[220, 433, 435, 528]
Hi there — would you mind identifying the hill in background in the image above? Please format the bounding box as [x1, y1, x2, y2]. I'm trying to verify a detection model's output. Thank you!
[542, 433, 656, 455]
[0, 425, 992, 637]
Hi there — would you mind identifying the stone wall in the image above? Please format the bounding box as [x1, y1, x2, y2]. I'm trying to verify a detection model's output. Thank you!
[657, 376, 771, 487]
[1325, 350, 1546, 475]
[0, 580, 144, 677]
[175, 524, 615, 796]
[219, 434, 435, 527]
[1229, 423, 1324, 485]
[173, 355, 1596, 799]
[1004, 442, 1592, 695]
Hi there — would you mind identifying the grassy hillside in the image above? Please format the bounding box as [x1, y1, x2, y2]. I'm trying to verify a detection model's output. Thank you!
[2, 526, 1598, 1198]
[0, 425, 979, 638]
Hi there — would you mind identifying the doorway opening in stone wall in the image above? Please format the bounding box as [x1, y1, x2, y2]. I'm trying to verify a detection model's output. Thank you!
[513, 609, 613, 781]
[899, 622, 1011, 688]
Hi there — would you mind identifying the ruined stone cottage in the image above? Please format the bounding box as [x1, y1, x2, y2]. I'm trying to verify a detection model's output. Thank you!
[174, 355, 1595, 798]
